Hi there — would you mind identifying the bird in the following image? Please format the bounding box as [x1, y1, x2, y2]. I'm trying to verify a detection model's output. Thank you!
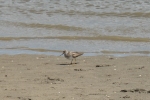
[60, 50, 84, 64]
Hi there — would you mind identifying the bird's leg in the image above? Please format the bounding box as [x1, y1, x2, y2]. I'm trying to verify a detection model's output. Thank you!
[75, 58, 77, 64]
[71, 59, 73, 64]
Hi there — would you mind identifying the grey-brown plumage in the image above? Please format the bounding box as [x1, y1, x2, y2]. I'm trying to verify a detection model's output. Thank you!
[60, 50, 83, 64]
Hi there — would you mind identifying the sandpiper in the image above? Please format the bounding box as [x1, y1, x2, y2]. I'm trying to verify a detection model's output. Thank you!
[60, 50, 84, 64]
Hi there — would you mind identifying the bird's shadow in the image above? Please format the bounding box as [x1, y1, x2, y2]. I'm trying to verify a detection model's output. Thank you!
[57, 63, 78, 66]
[58, 63, 71, 65]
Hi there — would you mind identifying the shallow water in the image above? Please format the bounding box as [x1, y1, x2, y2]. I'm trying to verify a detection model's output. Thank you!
[0, 0, 150, 56]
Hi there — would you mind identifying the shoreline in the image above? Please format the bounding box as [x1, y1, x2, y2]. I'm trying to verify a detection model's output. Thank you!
[0, 51, 150, 57]
[1, 54, 150, 100]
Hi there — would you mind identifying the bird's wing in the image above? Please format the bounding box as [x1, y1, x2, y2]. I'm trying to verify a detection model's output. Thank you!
[72, 52, 83, 58]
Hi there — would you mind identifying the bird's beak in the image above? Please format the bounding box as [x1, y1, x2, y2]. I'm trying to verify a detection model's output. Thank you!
[60, 52, 64, 56]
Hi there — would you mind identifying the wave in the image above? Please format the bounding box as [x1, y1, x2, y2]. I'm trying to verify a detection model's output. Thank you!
[1, 20, 84, 31]
[12, 5, 150, 18]
[0, 35, 149, 42]
[1, 47, 62, 53]
[45, 10, 150, 18]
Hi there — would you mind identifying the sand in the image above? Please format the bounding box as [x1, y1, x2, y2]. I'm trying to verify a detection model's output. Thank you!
[0, 54, 150, 100]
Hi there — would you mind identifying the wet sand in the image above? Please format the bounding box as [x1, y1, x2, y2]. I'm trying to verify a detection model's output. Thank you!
[1, 54, 150, 100]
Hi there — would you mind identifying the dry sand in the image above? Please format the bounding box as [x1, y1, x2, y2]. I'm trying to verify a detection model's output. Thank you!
[0, 54, 150, 100]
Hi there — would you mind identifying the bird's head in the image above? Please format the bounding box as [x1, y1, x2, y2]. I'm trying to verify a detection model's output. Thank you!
[60, 50, 67, 56]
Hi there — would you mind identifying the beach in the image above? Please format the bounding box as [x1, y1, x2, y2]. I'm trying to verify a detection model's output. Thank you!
[1, 54, 150, 100]
[1, 1, 150, 99]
